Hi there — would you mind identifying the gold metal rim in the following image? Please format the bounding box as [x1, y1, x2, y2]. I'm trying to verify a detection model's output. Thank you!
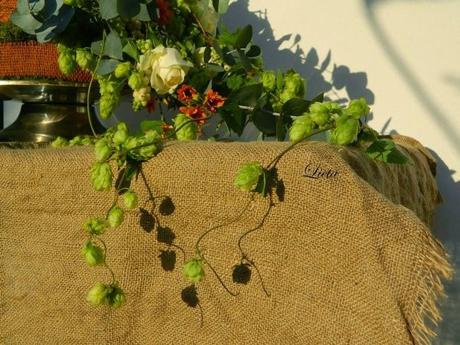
[0, 79, 90, 88]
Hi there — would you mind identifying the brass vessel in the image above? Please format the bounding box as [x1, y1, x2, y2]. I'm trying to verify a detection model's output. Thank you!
[0, 80, 104, 143]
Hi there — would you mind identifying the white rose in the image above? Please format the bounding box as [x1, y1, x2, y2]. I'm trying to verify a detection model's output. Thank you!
[140, 46, 193, 95]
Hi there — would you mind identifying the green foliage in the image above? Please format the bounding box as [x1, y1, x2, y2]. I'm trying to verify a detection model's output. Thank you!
[366, 139, 409, 164]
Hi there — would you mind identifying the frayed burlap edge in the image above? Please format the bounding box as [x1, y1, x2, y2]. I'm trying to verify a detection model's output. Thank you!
[409, 236, 453, 345]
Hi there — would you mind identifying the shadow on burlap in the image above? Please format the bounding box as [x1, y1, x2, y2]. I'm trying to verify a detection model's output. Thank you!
[0, 137, 453, 345]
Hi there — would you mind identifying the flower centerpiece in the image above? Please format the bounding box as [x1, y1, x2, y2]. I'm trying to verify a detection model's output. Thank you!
[10, 0, 408, 310]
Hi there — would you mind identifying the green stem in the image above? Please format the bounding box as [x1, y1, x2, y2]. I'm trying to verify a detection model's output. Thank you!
[94, 237, 117, 284]
[267, 126, 333, 170]
[200, 253, 238, 296]
[86, 31, 107, 137]
[195, 195, 254, 253]
[237, 194, 273, 257]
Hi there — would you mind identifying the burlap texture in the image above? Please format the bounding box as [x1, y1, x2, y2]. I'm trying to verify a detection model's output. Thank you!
[0, 137, 452, 345]
[0, 42, 91, 82]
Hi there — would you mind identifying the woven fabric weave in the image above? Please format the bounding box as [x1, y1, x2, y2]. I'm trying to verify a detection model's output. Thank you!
[0, 42, 91, 82]
[0, 137, 452, 345]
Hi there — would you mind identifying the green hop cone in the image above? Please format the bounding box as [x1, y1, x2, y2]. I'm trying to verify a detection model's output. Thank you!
[80, 136, 93, 146]
[51, 136, 69, 148]
[99, 94, 119, 120]
[75, 48, 94, 71]
[69, 135, 83, 146]
[98, 78, 118, 95]
[107, 285, 126, 308]
[123, 190, 138, 210]
[83, 217, 107, 235]
[282, 70, 305, 99]
[86, 282, 110, 306]
[261, 70, 276, 91]
[107, 206, 124, 228]
[94, 139, 112, 162]
[234, 162, 264, 192]
[58, 51, 77, 76]
[113, 122, 129, 145]
[289, 114, 313, 143]
[183, 258, 205, 283]
[128, 71, 146, 90]
[345, 97, 370, 119]
[114, 62, 132, 79]
[90, 162, 113, 191]
[174, 114, 197, 141]
[332, 117, 360, 145]
[130, 142, 159, 161]
[309, 102, 340, 127]
[81, 241, 105, 267]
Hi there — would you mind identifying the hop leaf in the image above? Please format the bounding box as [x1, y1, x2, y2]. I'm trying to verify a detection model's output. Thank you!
[183, 258, 205, 283]
[83, 218, 107, 235]
[174, 114, 197, 141]
[123, 190, 138, 210]
[234, 162, 264, 192]
[289, 114, 313, 143]
[90, 162, 113, 191]
[107, 206, 124, 228]
[81, 241, 105, 267]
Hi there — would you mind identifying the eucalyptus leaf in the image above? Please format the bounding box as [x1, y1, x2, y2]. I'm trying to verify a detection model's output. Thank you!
[15, 0, 33, 15]
[104, 31, 123, 60]
[246, 45, 261, 58]
[10, 11, 42, 35]
[134, 4, 151, 21]
[91, 40, 103, 56]
[233, 83, 263, 107]
[99, 0, 118, 19]
[238, 50, 252, 71]
[117, 0, 140, 18]
[34, 6, 74, 42]
[219, 102, 247, 136]
[97, 59, 120, 75]
[122, 41, 139, 60]
[234, 25, 252, 49]
[252, 108, 276, 136]
[218, 0, 230, 14]
[282, 98, 310, 117]
[212, 0, 219, 12]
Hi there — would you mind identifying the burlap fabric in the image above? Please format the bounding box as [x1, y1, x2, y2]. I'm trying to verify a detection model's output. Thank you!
[0, 42, 91, 82]
[0, 137, 452, 345]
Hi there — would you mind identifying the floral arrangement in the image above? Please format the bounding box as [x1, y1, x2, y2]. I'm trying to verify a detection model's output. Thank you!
[10, 0, 408, 312]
